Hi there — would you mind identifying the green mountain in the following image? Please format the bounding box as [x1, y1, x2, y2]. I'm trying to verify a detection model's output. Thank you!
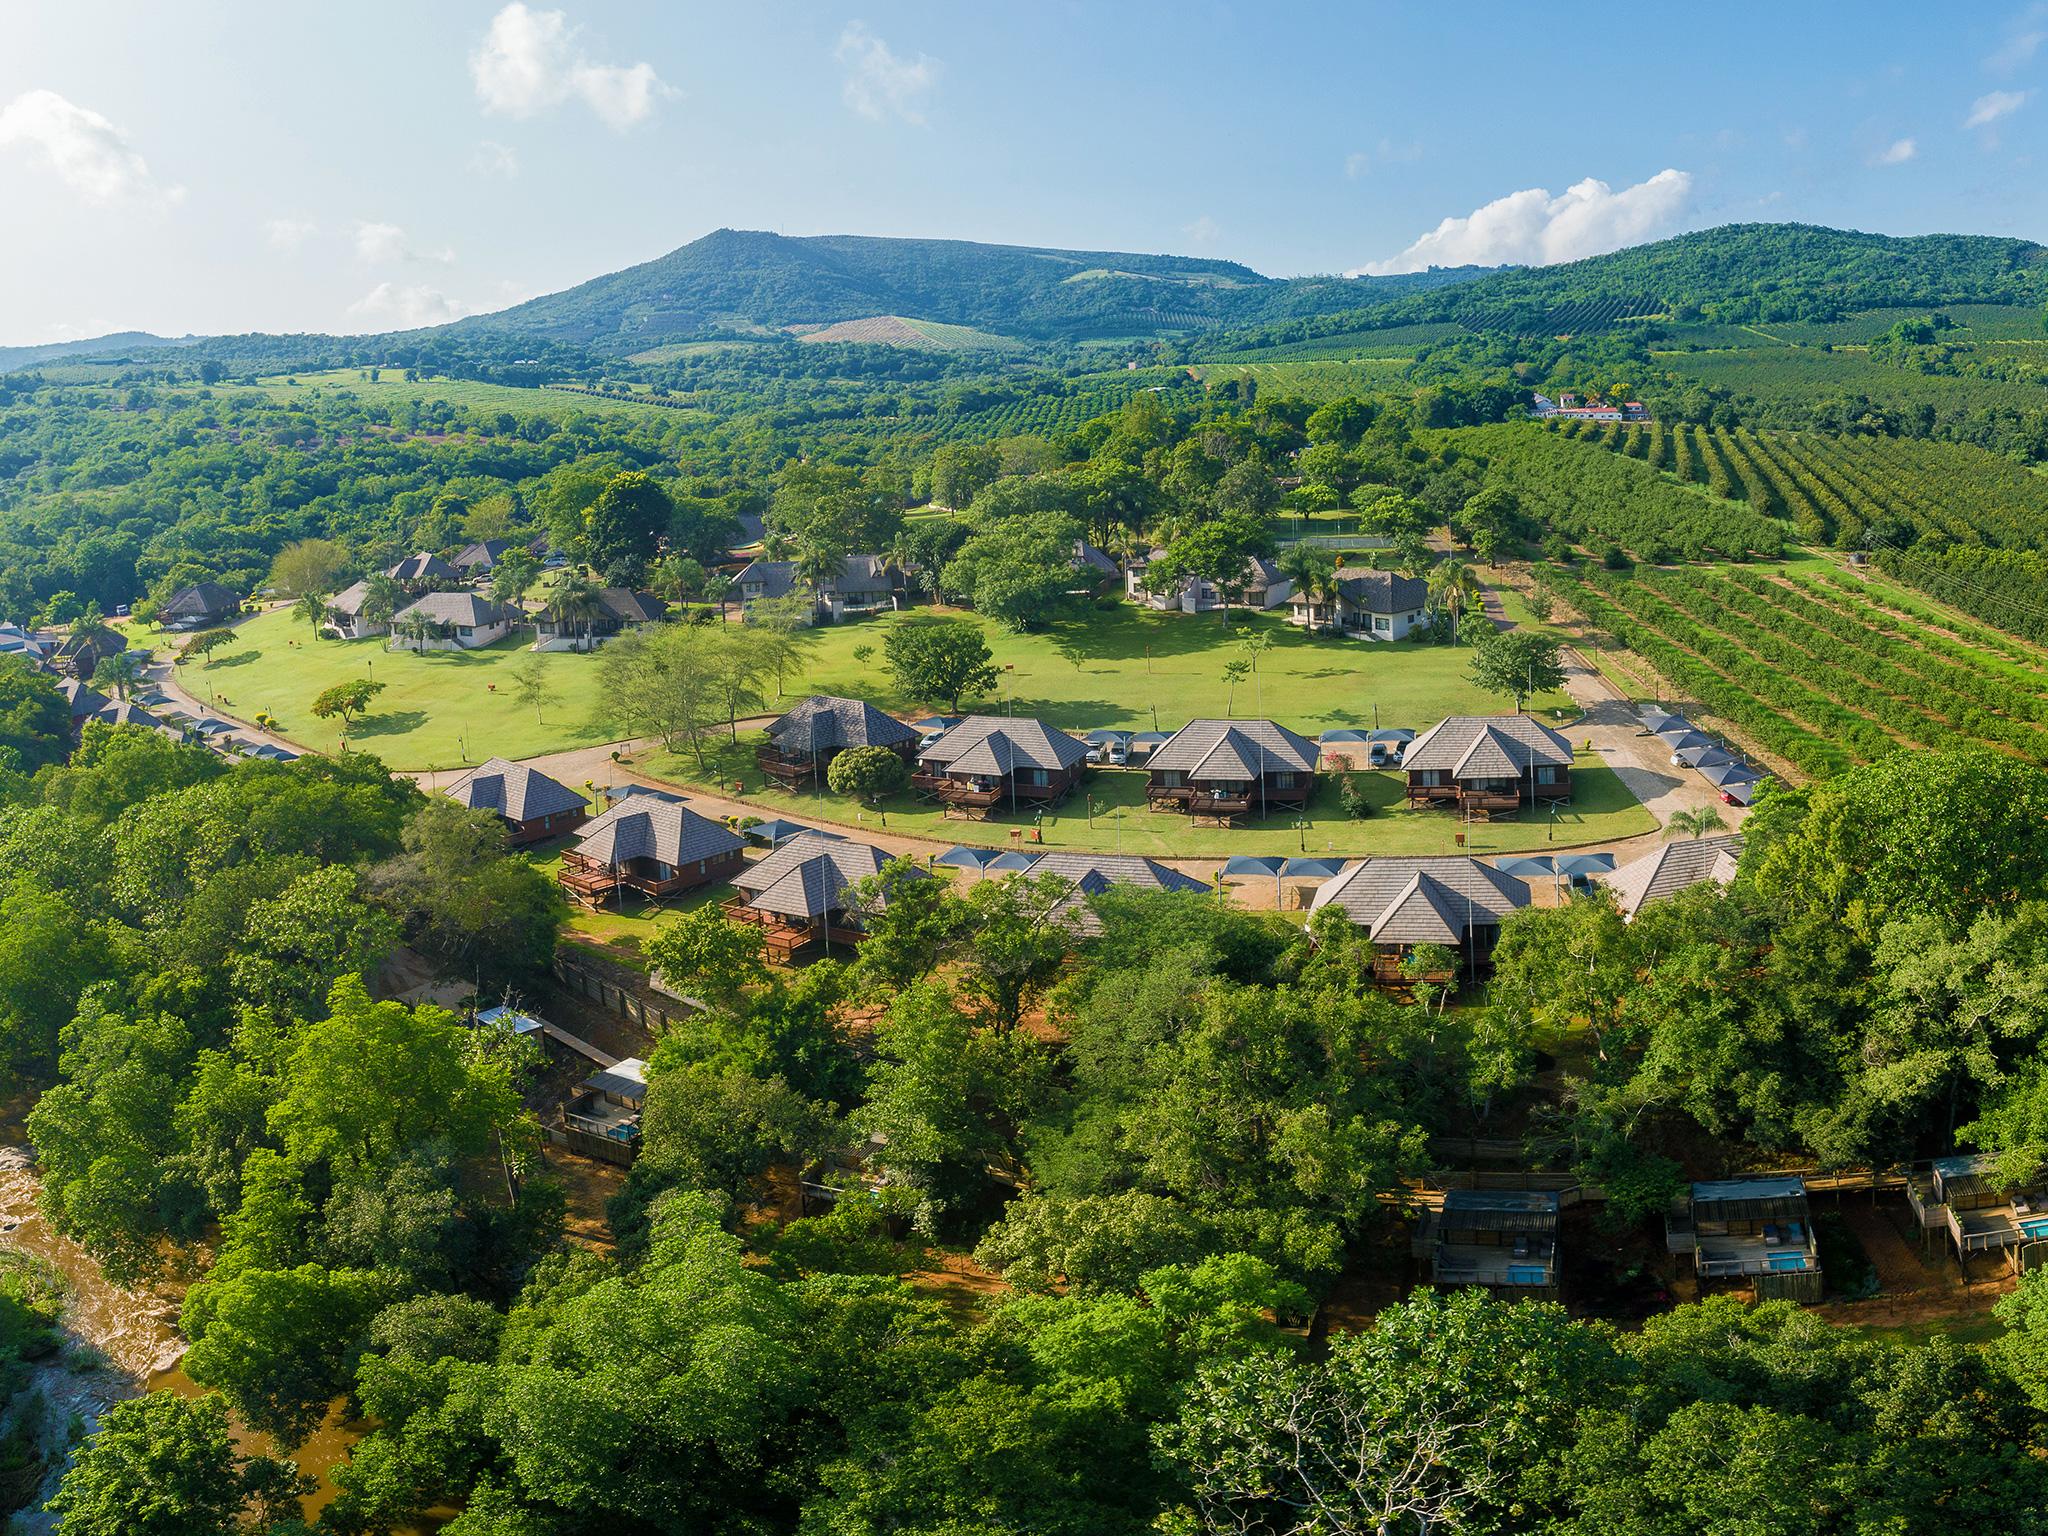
[0, 331, 195, 373]
[461, 228, 1483, 349]
[1382, 224, 2048, 334]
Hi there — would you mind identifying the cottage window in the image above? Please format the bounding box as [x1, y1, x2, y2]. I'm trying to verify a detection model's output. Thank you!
[1372, 615, 1391, 632]
[1535, 764, 1562, 785]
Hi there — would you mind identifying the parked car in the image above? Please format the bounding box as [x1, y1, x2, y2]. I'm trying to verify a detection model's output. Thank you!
[1105, 738, 1130, 766]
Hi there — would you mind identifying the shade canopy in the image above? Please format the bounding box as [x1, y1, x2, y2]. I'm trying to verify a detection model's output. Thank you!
[1493, 855, 1558, 876]
[910, 715, 965, 731]
[1555, 852, 1617, 878]
[1220, 855, 1286, 877]
[1658, 730, 1713, 754]
[1083, 728, 1132, 745]
[984, 850, 1040, 871]
[744, 818, 843, 845]
[1700, 761, 1762, 787]
[1638, 709, 1686, 732]
[1319, 728, 1371, 743]
[1367, 728, 1417, 744]
[933, 845, 1000, 869]
[1676, 745, 1735, 769]
[1280, 857, 1347, 879]
[1128, 730, 1172, 745]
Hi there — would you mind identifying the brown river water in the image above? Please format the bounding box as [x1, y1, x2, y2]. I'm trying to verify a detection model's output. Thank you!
[0, 1145, 377, 1528]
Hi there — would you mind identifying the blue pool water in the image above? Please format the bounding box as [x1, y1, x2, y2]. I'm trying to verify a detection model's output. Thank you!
[1767, 1254, 1809, 1272]
[2020, 1217, 2048, 1239]
[1505, 1265, 1549, 1285]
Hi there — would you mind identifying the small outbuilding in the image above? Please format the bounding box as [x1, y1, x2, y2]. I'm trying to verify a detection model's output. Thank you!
[159, 582, 242, 631]
[1420, 1189, 1562, 1300]
[1671, 1176, 1822, 1302]
[558, 799, 746, 907]
[758, 695, 920, 787]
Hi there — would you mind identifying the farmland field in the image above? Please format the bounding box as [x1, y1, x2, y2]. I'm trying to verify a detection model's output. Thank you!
[1540, 557, 2048, 777]
[1185, 359, 1411, 397]
[217, 368, 704, 425]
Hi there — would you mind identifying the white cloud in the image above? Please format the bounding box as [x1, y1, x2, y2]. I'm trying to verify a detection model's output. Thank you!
[353, 220, 455, 265]
[1353, 169, 1694, 276]
[347, 283, 474, 331]
[1987, 8, 2048, 74]
[1346, 137, 1423, 177]
[1182, 214, 1220, 247]
[264, 217, 316, 251]
[837, 22, 938, 124]
[472, 3, 672, 131]
[0, 89, 182, 206]
[1967, 89, 2029, 128]
[471, 139, 520, 177]
[1872, 136, 1917, 165]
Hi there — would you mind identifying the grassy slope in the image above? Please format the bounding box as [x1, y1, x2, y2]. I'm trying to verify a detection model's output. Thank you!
[216, 369, 699, 424]
[160, 607, 611, 769]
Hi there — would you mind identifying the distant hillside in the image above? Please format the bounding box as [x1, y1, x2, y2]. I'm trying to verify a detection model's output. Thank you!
[0, 331, 195, 373]
[1395, 225, 2048, 336]
[791, 315, 1016, 350]
[459, 228, 1487, 349]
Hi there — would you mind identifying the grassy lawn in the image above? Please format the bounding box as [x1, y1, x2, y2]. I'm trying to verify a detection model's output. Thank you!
[741, 604, 1575, 736]
[646, 734, 1652, 859]
[525, 846, 731, 957]
[170, 602, 1575, 775]
[215, 369, 699, 425]
[162, 606, 612, 770]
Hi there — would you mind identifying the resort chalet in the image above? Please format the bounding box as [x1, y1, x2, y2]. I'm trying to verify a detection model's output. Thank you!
[442, 757, 588, 846]
[733, 555, 905, 621]
[451, 539, 514, 579]
[557, 798, 747, 907]
[1907, 1153, 2048, 1273]
[1419, 1189, 1561, 1300]
[725, 833, 921, 961]
[387, 551, 460, 587]
[326, 579, 390, 639]
[559, 1058, 646, 1165]
[531, 588, 666, 650]
[1402, 715, 1574, 814]
[1144, 718, 1320, 822]
[158, 582, 242, 631]
[1286, 568, 1431, 640]
[913, 715, 1091, 816]
[758, 695, 920, 787]
[1599, 834, 1744, 919]
[1669, 1176, 1822, 1302]
[1126, 552, 1293, 614]
[1016, 852, 1209, 935]
[1308, 855, 1530, 978]
[387, 592, 514, 650]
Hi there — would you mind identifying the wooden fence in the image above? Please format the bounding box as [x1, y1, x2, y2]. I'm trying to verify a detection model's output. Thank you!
[551, 953, 702, 1037]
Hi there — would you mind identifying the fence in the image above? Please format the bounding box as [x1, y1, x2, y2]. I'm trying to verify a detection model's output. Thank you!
[551, 953, 702, 1037]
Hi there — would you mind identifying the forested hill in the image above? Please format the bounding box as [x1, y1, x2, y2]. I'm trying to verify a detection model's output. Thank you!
[459, 228, 1486, 349]
[1234, 224, 2048, 348]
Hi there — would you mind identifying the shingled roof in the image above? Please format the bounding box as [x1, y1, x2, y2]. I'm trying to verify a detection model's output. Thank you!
[1148, 718, 1319, 778]
[391, 592, 511, 629]
[730, 833, 920, 920]
[1018, 852, 1209, 935]
[572, 799, 746, 870]
[444, 757, 587, 823]
[160, 582, 241, 621]
[734, 555, 899, 601]
[919, 716, 1091, 777]
[1403, 715, 1573, 777]
[1325, 568, 1430, 614]
[387, 551, 459, 583]
[1308, 857, 1529, 944]
[1598, 834, 1744, 919]
[451, 539, 513, 571]
[767, 695, 920, 756]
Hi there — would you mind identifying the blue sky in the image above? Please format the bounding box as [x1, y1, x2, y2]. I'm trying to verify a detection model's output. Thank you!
[4, 2, 2048, 343]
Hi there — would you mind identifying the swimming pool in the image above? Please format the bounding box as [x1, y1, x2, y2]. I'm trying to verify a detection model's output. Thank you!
[1766, 1254, 1809, 1272]
[2019, 1217, 2048, 1240]
[1505, 1265, 1549, 1285]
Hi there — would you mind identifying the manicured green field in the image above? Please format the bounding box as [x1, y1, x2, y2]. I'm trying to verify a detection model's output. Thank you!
[180, 601, 1577, 777]
[160, 607, 612, 769]
[730, 604, 1573, 736]
[1187, 360, 1411, 398]
[645, 735, 1650, 860]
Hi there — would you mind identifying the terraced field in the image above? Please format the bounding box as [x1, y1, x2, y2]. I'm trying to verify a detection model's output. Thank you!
[1541, 559, 2048, 777]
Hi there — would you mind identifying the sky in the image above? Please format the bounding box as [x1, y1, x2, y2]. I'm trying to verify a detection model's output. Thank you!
[5, 2, 2048, 344]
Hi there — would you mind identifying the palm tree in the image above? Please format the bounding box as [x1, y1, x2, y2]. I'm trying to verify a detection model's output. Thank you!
[1428, 559, 1483, 643]
[91, 649, 146, 701]
[549, 573, 604, 651]
[1278, 546, 1338, 631]
[394, 609, 436, 655]
[294, 591, 329, 637]
[490, 550, 542, 617]
[68, 601, 112, 653]
[1665, 806, 1728, 840]
[793, 540, 845, 619]
[703, 571, 734, 624]
[360, 574, 404, 634]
